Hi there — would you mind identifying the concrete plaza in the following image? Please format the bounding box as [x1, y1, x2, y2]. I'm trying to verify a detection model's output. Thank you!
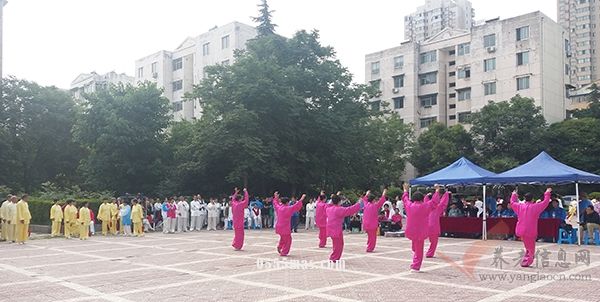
[0, 230, 598, 302]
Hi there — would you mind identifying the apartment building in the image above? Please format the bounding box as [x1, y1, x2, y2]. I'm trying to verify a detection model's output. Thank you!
[404, 0, 474, 42]
[134, 22, 257, 121]
[366, 11, 569, 133]
[558, 0, 599, 87]
[70, 71, 134, 101]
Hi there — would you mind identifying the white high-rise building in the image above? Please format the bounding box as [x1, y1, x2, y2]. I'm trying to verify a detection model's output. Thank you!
[135, 22, 257, 121]
[404, 0, 474, 42]
[70, 71, 134, 101]
[558, 0, 599, 87]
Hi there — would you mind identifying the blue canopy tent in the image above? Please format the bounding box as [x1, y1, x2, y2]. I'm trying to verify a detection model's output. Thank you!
[410, 157, 497, 240]
[486, 151, 600, 244]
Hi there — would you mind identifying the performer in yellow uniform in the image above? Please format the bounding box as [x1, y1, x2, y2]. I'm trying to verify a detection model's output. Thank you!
[109, 198, 119, 235]
[0, 195, 11, 241]
[97, 199, 111, 236]
[63, 200, 78, 239]
[50, 199, 63, 237]
[78, 203, 91, 240]
[6, 196, 17, 243]
[15, 195, 32, 244]
[131, 199, 144, 237]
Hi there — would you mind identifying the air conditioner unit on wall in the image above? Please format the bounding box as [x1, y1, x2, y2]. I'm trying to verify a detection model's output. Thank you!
[487, 46, 496, 53]
[392, 88, 400, 93]
[152, 73, 158, 79]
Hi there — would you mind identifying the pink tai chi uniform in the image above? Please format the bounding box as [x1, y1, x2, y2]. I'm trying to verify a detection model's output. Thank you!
[273, 195, 304, 256]
[510, 190, 551, 267]
[315, 196, 330, 248]
[403, 191, 435, 271]
[426, 191, 449, 258]
[361, 194, 387, 252]
[231, 190, 249, 250]
[326, 201, 361, 261]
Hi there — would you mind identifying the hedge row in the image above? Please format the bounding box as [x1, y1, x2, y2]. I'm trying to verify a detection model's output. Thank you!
[28, 198, 102, 225]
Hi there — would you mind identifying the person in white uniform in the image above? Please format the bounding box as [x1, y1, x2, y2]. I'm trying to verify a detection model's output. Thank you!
[305, 199, 316, 230]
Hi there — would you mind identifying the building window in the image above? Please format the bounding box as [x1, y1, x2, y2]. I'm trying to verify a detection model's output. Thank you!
[484, 82, 497, 95]
[449, 115, 456, 120]
[449, 93, 456, 98]
[137, 67, 143, 78]
[203, 43, 210, 56]
[172, 80, 183, 91]
[457, 88, 471, 101]
[151, 62, 158, 74]
[458, 111, 472, 123]
[578, 75, 592, 81]
[394, 56, 404, 69]
[420, 117, 437, 128]
[517, 51, 530, 66]
[419, 51, 437, 64]
[371, 100, 381, 111]
[371, 61, 380, 75]
[419, 94, 437, 108]
[484, 34, 496, 48]
[449, 50, 456, 56]
[449, 82, 456, 88]
[370, 79, 381, 91]
[449, 104, 456, 109]
[172, 58, 183, 71]
[516, 26, 529, 41]
[517, 76, 530, 90]
[449, 71, 456, 77]
[457, 43, 470, 56]
[173, 101, 183, 112]
[449, 61, 456, 66]
[222, 59, 230, 65]
[393, 97, 404, 109]
[457, 67, 471, 79]
[221, 35, 230, 49]
[419, 72, 437, 85]
[484, 58, 496, 72]
[393, 75, 404, 88]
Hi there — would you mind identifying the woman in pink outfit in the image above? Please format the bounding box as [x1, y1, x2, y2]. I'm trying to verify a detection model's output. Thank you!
[273, 192, 305, 256]
[510, 187, 552, 267]
[361, 189, 388, 252]
[402, 183, 436, 272]
[231, 188, 249, 250]
[426, 187, 449, 258]
[315, 191, 330, 248]
[326, 193, 362, 261]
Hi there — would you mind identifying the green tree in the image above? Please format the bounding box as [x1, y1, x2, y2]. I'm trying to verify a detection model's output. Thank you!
[545, 118, 600, 174]
[74, 83, 170, 194]
[0, 77, 83, 191]
[252, 0, 277, 37]
[470, 95, 547, 170]
[409, 123, 475, 175]
[572, 84, 600, 119]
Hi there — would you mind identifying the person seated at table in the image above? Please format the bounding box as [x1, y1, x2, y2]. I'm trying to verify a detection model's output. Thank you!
[447, 203, 464, 217]
[491, 203, 505, 218]
[378, 210, 391, 235]
[390, 208, 403, 232]
[582, 205, 600, 244]
[463, 201, 478, 218]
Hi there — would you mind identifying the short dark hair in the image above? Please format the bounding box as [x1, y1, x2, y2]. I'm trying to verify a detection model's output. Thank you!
[524, 193, 534, 202]
[331, 195, 341, 205]
[412, 192, 424, 202]
[280, 197, 290, 204]
[367, 193, 376, 202]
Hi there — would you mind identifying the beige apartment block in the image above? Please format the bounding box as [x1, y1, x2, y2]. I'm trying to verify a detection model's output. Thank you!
[404, 0, 474, 42]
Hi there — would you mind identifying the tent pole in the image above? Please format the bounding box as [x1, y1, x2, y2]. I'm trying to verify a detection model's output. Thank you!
[576, 182, 581, 246]
[409, 187, 412, 197]
[483, 185, 487, 241]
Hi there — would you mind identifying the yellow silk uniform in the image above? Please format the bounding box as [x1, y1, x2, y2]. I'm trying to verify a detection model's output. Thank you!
[109, 203, 119, 235]
[6, 202, 17, 241]
[0, 200, 9, 241]
[15, 200, 31, 243]
[131, 204, 144, 236]
[78, 207, 91, 240]
[97, 202, 111, 236]
[50, 204, 63, 237]
[64, 205, 78, 239]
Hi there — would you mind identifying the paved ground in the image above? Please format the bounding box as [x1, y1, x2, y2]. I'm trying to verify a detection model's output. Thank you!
[0, 229, 599, 302]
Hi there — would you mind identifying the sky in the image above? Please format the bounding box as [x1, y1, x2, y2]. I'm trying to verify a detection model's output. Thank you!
[3, 0, 557, 89]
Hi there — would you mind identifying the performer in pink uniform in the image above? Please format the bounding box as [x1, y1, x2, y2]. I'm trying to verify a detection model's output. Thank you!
[273, 192, 305, 256]
[361, 189, 387, 252]
[510, 187, 552, 267]
[315, 191, 330, 248]
[402, 183, 436, 272]
[426, 186, 449, 258]
[231, 188, 249, 250]
[326, 193, 362, 261]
